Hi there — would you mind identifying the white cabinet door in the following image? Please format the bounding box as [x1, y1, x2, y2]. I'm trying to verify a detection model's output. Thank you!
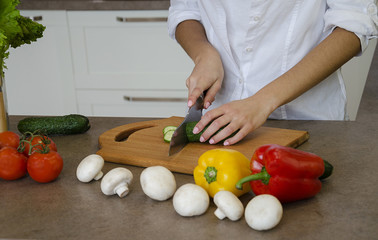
[4, 11, 77, 116]
[68, 11, 193, 117]
[68, 11, 193, 91]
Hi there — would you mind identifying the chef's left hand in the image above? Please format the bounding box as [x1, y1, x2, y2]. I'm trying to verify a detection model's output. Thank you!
[193, 96, 274, 145]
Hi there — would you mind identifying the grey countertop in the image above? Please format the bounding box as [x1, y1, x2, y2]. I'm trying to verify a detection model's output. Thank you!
[1, 45, 378, 239]
[18, 0, 170, 10]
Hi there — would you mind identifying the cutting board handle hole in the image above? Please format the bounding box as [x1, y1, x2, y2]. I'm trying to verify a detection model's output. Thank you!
[114, 125, 156, 142]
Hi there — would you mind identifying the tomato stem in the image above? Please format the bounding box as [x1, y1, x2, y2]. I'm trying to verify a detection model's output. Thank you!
[17, 139, 27, 153]
[18, 131, 52, 155]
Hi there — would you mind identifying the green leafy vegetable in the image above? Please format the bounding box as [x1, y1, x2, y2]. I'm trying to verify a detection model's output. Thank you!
[0, 0, 45, 76]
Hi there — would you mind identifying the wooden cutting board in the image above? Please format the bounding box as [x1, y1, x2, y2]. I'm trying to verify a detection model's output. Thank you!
[97, 116, 309, 175]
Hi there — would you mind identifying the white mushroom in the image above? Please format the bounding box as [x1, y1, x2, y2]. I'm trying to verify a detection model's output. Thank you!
[213, 191, 244, 221]
[140, 166, 176, 201]
[173, 183, 209, 217]
[244, 194, 283, 231]
[76, 154, 105, 183]
[101, 167, 133, 198]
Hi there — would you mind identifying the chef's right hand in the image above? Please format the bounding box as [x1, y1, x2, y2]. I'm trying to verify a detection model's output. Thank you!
[186, 46, 224, 109]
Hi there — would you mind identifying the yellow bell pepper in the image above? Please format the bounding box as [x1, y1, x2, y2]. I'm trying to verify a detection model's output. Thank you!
[193, 148, 251, 198]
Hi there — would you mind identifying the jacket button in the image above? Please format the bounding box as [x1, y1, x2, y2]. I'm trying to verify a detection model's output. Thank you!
[253, 16, 260, 22]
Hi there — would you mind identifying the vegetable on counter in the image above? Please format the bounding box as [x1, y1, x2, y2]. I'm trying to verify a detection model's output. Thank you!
[244, 194, 283, 231]
[0, 0, 45, 74]
[236, 144, 334, 203]
[76, 154, 105, 183]
[213, 190, 244, 221]
[27, 147, 63, 183]
[194, 149, 251, 198]
[0, 131, 20, 149]
[20, 132, 57, 156]
[0, 146, 27, 180]
[0, 131, 63, 182]
[101, 167, 133, 198]
[173, 183, 209, 217]
[140, 166, 176, 201]
[17, 114, 90, 135]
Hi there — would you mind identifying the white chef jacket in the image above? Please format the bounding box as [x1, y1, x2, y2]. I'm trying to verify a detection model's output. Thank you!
[168, 0, 378, 120]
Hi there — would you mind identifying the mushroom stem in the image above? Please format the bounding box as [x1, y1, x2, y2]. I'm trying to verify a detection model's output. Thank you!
[115, 184, 129, 198]
[213, 191, 244, 221]
[214, 208, 226, 220]
[94, 171, 104, 181]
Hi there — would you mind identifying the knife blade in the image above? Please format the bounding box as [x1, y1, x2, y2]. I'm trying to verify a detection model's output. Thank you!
[169, 93, 204, 156]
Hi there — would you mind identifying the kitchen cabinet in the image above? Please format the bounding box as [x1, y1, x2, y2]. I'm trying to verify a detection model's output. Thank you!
[4, 10, 77, 116]
[68, 11, 193, 117]
[5, 10, 193, 118]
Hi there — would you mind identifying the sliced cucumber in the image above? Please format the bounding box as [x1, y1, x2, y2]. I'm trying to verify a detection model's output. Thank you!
[163, 126, 177, 135]
[164, 130, 175, 143]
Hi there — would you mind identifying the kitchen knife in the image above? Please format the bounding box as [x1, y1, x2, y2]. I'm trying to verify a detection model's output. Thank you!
[168, 93, 204, 156]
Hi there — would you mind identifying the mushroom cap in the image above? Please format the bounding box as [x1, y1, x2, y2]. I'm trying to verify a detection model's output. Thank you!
[213, 191, 244, 221]
[173, 183, 209, 217]
[245, 194, 283, 231]
[101, 167, 133, 198]
[140, 166, 176, 201]
[76, 154, 104, 182]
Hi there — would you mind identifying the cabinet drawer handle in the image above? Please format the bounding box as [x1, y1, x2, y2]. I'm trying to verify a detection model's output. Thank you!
[24, 16, 43, 21]
[116, 17, 168, 22]
[33, 16, 43, 21]
[124, 96, 186, 102]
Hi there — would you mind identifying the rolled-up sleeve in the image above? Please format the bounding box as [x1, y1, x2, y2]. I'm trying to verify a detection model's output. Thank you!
[168, 0, 201, 40]
[324, 0, 378, 52]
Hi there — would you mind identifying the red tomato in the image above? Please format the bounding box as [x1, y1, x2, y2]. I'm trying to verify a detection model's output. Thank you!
[27, 151, 63, 183]
[23, 135, 57, 156]
[0, 147, 28, 180]
[0, 131, 20, 149]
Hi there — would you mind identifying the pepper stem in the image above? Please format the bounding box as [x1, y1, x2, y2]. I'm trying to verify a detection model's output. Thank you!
[235, 167, 271, 190]
[204, 166, 218, 184]
[319, 160, 333, 180]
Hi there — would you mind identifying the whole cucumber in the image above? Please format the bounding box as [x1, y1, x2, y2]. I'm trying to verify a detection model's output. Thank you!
[17, 114, 90, 135]
[185, 121, 238, 142]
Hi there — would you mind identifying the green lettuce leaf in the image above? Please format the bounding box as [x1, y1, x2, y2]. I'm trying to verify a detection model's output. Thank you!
[0, 0, 45, 75]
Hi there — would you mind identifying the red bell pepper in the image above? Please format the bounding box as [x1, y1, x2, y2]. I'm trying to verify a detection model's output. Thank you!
[236, 144, 333, 203]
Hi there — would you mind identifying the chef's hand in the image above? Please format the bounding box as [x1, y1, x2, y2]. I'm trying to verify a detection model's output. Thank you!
[186, 46, 224, 109]
[193, 95, 274, 145]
